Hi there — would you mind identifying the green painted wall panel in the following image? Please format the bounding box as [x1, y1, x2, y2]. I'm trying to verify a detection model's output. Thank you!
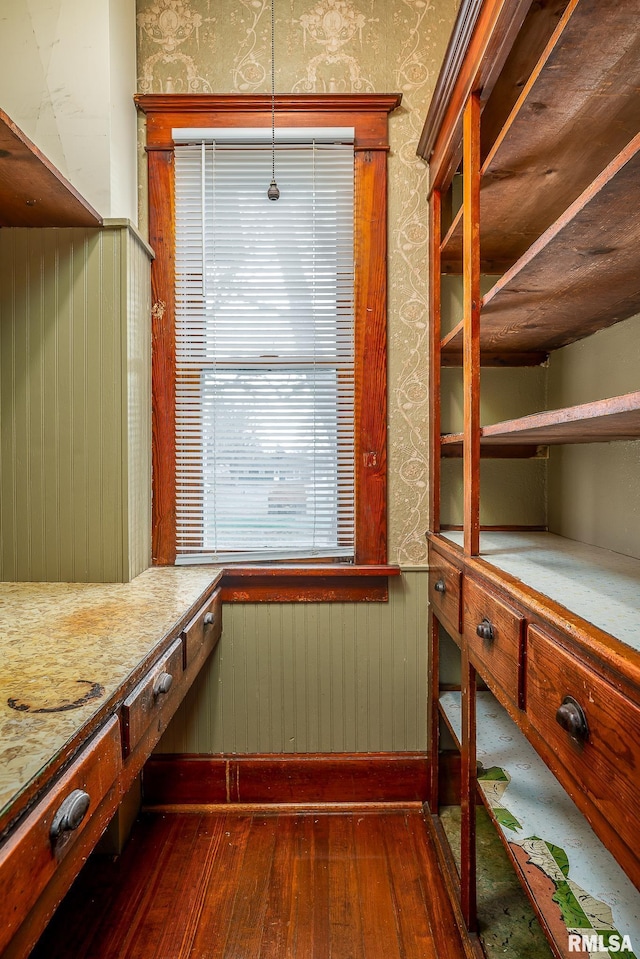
[0, 223, 152, 582]
[547, 313, 640, 559]
[157, 570, 429, 755]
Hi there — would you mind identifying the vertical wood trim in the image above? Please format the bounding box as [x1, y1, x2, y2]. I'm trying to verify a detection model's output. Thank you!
[428, 610, 441, 808]
[429, 191, 442, 534]
[462, 94, 481, 556]
[354, 149, 387, 564]
[460, 647, 477, 930]
[148, 149, 177, 565]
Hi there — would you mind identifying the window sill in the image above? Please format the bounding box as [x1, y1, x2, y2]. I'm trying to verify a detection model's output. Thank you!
[220, 564, 402, 602]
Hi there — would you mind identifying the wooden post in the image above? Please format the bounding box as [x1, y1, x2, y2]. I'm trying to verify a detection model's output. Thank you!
[429, 190, 442, 535]
[460, 646, 477, 930]
[428, 610, 441, 809]
[148, 148, 177, 566]
[463, 93, 481, 556]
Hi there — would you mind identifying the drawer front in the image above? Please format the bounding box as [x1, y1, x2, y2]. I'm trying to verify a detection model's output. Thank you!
[121, 638, 184, 757]
[429, 553, 462, 636]
[463, 577, 524, 706]
[0, 716, 121, 954]
[182, 588, 222, 667]
[526, 625, 640, 860]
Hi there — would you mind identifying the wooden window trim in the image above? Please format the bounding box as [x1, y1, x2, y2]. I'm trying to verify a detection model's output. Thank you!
[135, 93, 402, 601]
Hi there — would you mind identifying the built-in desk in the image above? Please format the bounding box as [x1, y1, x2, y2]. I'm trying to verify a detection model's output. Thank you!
[0, 566, 223, 959]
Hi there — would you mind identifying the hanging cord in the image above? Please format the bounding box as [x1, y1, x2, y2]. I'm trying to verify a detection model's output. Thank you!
[267, 0, 280, 200]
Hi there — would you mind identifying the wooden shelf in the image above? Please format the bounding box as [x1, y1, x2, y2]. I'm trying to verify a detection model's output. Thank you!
[439, 530, 640, 652]
[437, 694, 462, 748]
[440, 0, 640, 273]
[0, 109, 101, 228]
[442, 135, 640, 359]
[438, 690, 640, 959]
[441, 391, 640, 454]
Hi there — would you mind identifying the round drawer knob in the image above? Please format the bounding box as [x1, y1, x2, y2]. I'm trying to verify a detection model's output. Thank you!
[153, 671, 173, 698]
[203, 611, 215, 627]
[50, 789, 90, 841]
[476, 618, 494, 642]
[434, 579, 446, 594]
[556, 695, 589, 742]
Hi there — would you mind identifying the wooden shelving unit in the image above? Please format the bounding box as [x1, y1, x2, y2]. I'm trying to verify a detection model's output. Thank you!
[422, 0, 640, 955]
[0, 109, 101, 228]
[440, 0, 640, 274]
[442, 136, 640, 359]
[439, 690, 640, 956]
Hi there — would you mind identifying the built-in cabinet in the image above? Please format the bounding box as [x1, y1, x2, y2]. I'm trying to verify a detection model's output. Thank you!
[421, 0, 640, 955]
[0, 571, 222, 959]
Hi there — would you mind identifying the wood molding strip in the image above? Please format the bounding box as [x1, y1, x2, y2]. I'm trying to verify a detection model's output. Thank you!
[220, 564, 401, 603]
[143, 752, 430, 806]
[135, 93, 402, 152]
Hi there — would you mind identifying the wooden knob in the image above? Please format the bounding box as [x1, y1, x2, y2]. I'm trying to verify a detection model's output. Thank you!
[476, 618, 494, 642]
[555, 696, 589, 742]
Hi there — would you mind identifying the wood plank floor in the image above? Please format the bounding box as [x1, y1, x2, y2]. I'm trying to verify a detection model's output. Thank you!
[31, 806, 472, 959]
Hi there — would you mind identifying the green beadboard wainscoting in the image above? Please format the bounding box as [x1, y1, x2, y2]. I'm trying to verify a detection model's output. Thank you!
[0, 221, 152, 582]
[546, 313, 640, 560]
[156, 570, 429, 754]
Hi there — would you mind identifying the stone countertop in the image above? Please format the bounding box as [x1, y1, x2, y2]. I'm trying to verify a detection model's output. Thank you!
[0, 566, 223, 833]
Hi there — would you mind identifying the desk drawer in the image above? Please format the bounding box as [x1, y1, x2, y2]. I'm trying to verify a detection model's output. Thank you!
[182, 588, 222, 668]
[526, 625, 640, 860]
[429, 553, 462, 636]
[0, 716, 121, 954]
[463, 578, 524, 707]
[121, 639, 183, 757]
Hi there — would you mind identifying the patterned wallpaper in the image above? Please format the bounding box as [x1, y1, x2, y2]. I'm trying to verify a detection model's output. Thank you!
[136, 0, 458, 565]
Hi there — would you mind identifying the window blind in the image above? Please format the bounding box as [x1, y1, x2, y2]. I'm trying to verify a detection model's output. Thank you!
[173, 136, 355, 563]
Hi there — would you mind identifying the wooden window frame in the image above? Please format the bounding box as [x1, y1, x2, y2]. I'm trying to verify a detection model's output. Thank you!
[135, 94, 402, 601]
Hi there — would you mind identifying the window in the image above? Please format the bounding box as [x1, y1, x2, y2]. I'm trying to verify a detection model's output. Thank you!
[137, 94, 401, 600]
[173, 134, 355, 563]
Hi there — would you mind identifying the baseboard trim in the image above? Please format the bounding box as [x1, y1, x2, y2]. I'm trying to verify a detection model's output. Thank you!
[143, 752, 430, 806]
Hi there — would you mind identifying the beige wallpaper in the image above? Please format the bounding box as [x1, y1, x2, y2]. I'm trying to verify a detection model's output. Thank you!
[136, 0, 459, 566]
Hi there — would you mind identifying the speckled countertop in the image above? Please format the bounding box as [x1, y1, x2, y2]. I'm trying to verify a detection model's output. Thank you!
[0, 566, 222, 831]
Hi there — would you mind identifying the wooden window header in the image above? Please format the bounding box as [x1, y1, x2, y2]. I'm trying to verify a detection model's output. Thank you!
[135, 94, 402, 152]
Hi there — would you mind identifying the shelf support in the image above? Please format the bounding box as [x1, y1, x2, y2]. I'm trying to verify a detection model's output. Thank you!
[463, 93, 481, 556]
[460, 647, 477, 931]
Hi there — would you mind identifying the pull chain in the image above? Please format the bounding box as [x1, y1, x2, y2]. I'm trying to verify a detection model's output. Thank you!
[267, 0, 280, 200]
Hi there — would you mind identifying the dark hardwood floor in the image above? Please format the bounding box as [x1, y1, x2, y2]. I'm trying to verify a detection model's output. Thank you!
[32, 806, 472, 959]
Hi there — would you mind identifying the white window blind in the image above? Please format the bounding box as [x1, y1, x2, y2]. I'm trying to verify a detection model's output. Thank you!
[173, 136, 355, 563]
